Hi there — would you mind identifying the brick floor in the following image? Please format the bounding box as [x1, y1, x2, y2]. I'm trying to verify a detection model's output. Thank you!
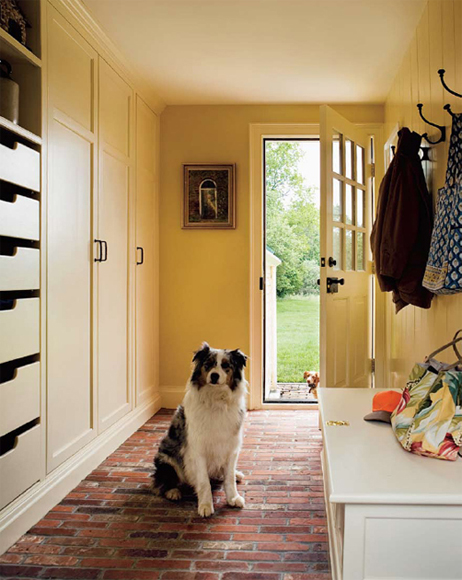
[1, 409, 331, 580]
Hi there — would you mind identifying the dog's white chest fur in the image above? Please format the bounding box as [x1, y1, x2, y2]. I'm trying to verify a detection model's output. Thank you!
[182, 382, 246, 480]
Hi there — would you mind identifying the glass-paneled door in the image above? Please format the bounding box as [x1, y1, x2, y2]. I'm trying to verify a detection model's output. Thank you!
[320, 106, 373, 388]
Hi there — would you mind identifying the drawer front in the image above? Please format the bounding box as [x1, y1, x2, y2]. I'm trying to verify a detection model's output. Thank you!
[0, 195, 40, 240]
[0, 424, 41, 509]
[0, 142, 40, 192]
[0, 298, 39, 364]
[0, 362, 40, 436]
[0, 248, 40, 291]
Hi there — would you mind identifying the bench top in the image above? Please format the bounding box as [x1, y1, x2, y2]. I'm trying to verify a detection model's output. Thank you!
[319, 388, 462, 505]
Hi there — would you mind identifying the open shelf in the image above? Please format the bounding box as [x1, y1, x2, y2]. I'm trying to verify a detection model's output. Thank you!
[0, 116, 42, 146]
[0, 28, 41, 68]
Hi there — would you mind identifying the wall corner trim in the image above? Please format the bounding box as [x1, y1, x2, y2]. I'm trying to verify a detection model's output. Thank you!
[160, 386, 186, 409]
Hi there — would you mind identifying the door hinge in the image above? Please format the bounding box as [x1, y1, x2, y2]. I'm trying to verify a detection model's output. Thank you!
[371, 358, 376, 373]
[370, 162, 376, 178]
[259, 277, 264, 290]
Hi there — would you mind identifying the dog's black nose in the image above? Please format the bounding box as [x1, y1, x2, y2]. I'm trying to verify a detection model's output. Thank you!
[210, 373, 219, 384]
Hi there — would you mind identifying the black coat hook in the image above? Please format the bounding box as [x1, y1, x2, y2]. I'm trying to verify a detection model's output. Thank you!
[391, 143, 431, 162]
[417, 103, 446, 144]
[444, 103, 455, 117]
[438, 69, 462, 99]
[420, 146, 431, 162]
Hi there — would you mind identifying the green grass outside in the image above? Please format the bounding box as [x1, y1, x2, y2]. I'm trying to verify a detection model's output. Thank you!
[277, 295, 319, 383]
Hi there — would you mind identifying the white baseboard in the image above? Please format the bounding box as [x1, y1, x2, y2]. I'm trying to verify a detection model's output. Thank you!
[0, 394, 161, 555]
[160, 386, 185, 409]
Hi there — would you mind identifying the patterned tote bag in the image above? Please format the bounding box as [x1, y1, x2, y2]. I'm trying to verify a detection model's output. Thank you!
[423, 113, 462, 293]
[391, 330, 462, 461]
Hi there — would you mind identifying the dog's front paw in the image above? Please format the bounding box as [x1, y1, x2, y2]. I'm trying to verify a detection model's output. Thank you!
[228, 494, 245, 508]
[165, 488, 182, 501]
[198, 502, 214, 518]
[235, 470, 245, 482]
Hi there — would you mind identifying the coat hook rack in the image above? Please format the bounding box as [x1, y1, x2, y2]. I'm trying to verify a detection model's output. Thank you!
[417, 103, 446, 144]
[438, 69, 462, 99]
[391, 144, 431, 162]
[444, 103, 455, 117]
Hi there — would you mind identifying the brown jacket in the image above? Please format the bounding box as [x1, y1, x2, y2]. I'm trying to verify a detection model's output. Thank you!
[371, 128, 433, 313]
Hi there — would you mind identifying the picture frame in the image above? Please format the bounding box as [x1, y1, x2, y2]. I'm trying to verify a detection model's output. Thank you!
[183, 163, 236, 229]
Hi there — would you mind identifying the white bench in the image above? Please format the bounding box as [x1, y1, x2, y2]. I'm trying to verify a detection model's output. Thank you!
[319, 387, 462, 580]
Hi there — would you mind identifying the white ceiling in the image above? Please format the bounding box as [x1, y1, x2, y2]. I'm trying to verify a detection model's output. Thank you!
[83, 0, 426, 106]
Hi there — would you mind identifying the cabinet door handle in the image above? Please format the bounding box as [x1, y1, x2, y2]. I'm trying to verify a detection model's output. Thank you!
[94, 239, 103, 262]
[102, 240, 108, 262]
[136, 246, 144, 265]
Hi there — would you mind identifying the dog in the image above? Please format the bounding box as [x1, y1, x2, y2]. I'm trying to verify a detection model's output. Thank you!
[303, 370, 320, 399]
[152, 342, 248, 517]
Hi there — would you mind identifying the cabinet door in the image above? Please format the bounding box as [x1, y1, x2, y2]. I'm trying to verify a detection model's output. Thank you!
[97, 59, 133, 432]
[135, 97, 159, 405]
[47, 7, 97, 471]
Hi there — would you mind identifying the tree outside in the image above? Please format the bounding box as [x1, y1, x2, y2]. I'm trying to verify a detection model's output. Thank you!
[265, 140, 320, 383]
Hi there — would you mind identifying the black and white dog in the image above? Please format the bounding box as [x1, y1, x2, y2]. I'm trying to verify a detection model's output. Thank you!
[152, 342, 248, 517]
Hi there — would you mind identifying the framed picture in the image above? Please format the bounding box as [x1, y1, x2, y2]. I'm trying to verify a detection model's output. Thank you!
[183, 163, 236, 229]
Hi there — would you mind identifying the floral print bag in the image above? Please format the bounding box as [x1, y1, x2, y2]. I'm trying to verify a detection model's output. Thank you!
[391, 330, 462, 461]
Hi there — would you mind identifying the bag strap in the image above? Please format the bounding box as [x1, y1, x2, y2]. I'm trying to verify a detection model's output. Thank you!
[426, 329, 462, 363]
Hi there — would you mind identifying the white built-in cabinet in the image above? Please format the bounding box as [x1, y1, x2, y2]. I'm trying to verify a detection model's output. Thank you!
[46, 5, 158, 470]
[46, 6, 97, 471]
[97, 59, 133, 432]
[0, 0, 43, 516]
[0, 0, 160, 548]
[135, 97, 159, 406]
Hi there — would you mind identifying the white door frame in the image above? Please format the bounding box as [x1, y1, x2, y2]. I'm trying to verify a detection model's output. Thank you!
[249, 123, 319, 410]
[249, 121, 384, 410]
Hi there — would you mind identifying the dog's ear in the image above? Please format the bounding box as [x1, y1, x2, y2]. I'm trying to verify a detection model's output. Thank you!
[192, 342, 210, 363]
[303, 371, 310, 380]
[191, 342, 210, 387]
[229, 349, 248, 369]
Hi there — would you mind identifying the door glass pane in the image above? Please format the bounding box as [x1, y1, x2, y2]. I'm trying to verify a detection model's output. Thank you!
[356, 145, 365, 184]
[357, 188, 365, 227]
[333, 227, 342, 270]
[346, 229, 354, 271]
[333, 178, 342, 222]
[345, 184, 354, 225]
[333, 131, 342, 175]
[357, 232, 365, 271]
[345, 139, 353, 179]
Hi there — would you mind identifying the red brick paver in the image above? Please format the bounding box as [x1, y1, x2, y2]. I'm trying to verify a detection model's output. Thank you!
[1, 409, 330, 579]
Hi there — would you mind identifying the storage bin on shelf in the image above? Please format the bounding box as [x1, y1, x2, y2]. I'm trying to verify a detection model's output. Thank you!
[0, 140, 40, 192]
[0, 193, 39, 240]
[0, 247, 39, 290]
[0, 362, 40, 437]
[0, 297, 39, 364]
[0, 423, 41, 509]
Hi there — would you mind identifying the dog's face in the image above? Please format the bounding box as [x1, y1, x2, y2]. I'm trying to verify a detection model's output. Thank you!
[191, 342, 248, 390]
[304, 371, 320, 389]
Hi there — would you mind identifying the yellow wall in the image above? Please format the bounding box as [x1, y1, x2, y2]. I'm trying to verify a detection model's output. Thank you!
[159, 104, 383, 407]
[384, 0, 462, 386]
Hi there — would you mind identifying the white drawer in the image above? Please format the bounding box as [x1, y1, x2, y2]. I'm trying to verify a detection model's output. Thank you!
[0, 362, 40, 436]
[0, 142, 40, 193]
[0, 424, 41, 509]
[0, 195, 40, 240]
[0, 247, 40, 291]
[0, 298, 39, 364]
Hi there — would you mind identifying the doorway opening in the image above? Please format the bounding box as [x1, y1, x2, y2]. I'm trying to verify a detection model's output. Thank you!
[263, 138, 320, 403]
